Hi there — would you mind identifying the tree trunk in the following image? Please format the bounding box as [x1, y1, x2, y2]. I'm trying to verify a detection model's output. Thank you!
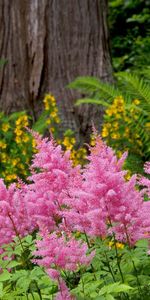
[0, 0, 112, 142]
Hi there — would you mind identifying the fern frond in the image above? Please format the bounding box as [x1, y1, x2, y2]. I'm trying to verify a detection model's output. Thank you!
[117, 72, 150, 105]
[75, 98, 110, 107]
[68, 76, 122, 101]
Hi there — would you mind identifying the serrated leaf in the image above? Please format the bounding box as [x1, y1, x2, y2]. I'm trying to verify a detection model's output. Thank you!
[0, 270, 11, 282]
[99, 282, 132, 295]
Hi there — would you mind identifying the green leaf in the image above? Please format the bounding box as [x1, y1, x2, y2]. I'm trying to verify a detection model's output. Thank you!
[0, 270, 11, 282]
[32, 111, 49, 134]
[105, 295, 115, 300]
[68, 76, 121, 100]
[75, 98, 110, 107]
[99, 282, 132, 296]
[6, 260, 21, 269]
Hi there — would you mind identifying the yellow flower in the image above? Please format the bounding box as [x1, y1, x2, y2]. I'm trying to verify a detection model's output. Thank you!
[108, 241, 124, 250]
[133, 99, 140, 105]
[43, 94, 56, 110]
[2, 123, 10, 132]
[14, 128, 23, 136]
[15, 136, 22, 143]
[32, 139, 37, 148]
[50, 127, 55, 133]
[46, 118, 51, 125]
[111, 133, 120, 139]
[16, 115, 29, 127]
[117, 150, 123, 158]
[23, 135, 29, 143]
[54, 116, 61, 124]
[114, 96, 124, 105]
[18, 163, 25, 170]
[115, 113, 122, 119]
[12, 159, 18, 166]
[116, 242, 124, 250]
[63, 137, 76, 150]
[5, 174, 17, 182]
[101, 127, 109, 138]
[113, 122, 119, 129]
[1, 153, 7, 163]
[51, 111, 58, 118]
[0, 141, 7, 149]
[146, 122, 150, 128]
[125, 170, 131, 181]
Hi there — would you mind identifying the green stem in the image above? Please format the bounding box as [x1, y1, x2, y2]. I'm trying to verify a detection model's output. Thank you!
[104, 250, 116, 282]
[107, 217, 129, 300]
[124, 226, 143, 299]
[112, 233, 124, 283]
[84, 232, 97, 280]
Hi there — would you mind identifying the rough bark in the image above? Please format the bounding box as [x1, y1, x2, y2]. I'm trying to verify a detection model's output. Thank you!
[0, 0, 112, 142]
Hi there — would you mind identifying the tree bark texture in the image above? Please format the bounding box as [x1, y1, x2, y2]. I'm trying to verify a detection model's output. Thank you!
[0, 0, 112, 142]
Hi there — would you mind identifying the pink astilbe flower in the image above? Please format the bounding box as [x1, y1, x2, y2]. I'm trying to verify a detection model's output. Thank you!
[137, 162, 150, 240]
[56, 278, 75, 300]
[139, 162, 150, 198]
[24, 134, 82, 231]
[0, 179, 32, 250]
[63, 136, 144, 244]
[33, 229, 95, 280]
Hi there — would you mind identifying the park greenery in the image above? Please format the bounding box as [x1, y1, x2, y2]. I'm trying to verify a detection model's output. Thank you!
[0, 1, 150, 299]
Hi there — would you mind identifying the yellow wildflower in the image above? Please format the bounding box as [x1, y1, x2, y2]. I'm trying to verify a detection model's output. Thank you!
[32, 138, 37, 148]
[0, 141, 7, 149]
[111, 133, 120, 139]
[1, 153, 7, 163]
[14, 128, 23, 136]
[43, 94, 56, 110]
[16, 115, 28, 127]
[146, 122, 150, 128]
[113, 122, 119, 129]
[15, 136, 22, 143]
[101, 127, 109, 138]
[54, 116, 61, 124]
[133, 99, 140, 105]
[12, 159, 18, 166]
[2, 123, 10, 132]
[63, 137, 76, 150]
[46, 118, 51, 125]
[23, 135, 29, 143]
[116, 242, 124, 250]
[125, 170, 131, 181]
[5, 174, 17, 182]
[108, 241, 124, 250]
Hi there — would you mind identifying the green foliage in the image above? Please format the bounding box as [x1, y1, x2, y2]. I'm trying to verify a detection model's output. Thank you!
[0, 235, 58, 299]
[1, 233, 150, 299]
[108, 0, 150, 71]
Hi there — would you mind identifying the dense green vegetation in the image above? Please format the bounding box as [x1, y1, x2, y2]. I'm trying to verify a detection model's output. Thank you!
[109, 0, 150, 71]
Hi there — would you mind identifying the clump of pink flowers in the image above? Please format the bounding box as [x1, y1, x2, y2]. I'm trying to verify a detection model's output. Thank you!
[0, 132, 150, 299]
[33, 228, 95, 279]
